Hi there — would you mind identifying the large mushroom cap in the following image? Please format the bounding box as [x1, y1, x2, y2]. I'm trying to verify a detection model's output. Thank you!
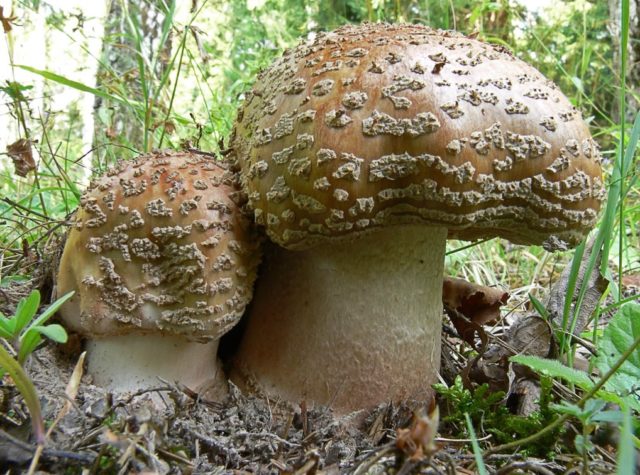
[232, 23, 604, 250]
[57, 150, 261, 341]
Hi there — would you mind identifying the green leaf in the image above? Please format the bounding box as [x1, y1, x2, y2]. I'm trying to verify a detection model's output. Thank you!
[0, 274, 28, 287]
[22, 290, 74, 336]
[511, 354, 594, 390]
[596, 303, 640, 410]
[0, 344, 45, 444]
[18, 329, 42, 364]
[528, 293, 549, 320]
[32, 324, 68, 343]
[0, 324, 13, 339]
[13, 290, 40, 334]
[591, 409, 626, 424]
[551, 401, 585, 418]
[571, 76, 584, 93]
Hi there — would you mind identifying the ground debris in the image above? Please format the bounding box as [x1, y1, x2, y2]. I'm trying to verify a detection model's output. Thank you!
[461, 238, 609, 418]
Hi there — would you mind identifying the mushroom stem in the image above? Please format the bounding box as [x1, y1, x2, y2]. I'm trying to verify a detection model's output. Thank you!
[86, 334, 227, 398]
[231, 224, 446, 413]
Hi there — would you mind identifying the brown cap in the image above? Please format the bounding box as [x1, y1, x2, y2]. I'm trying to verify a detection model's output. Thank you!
[57, 150, 261, 341]
[231, 23, 604, 251]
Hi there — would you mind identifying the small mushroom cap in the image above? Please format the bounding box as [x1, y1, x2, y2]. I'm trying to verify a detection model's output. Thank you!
[232, 23, 604, 251]
[57, 151, 261, 341]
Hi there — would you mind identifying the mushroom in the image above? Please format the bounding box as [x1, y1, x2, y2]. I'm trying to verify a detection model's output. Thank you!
[57, 150, 261, 397]
[229, 23, 605, 413]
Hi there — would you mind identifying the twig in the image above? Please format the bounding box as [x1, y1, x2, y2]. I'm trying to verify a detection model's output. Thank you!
[156, 447, 193, 466]
[26, 444, 43, 475]
[292, 455, 318, 475]
[397, 459, 418, 475]
[46, 351, 86, 438]
[436, 435, 491, 444]
[233, 430, 301, 449]
[1, 197, 51, 221]
[0, 429, 95, 465]
[494, 461, 555, 475]
[353, 443, 394, 475]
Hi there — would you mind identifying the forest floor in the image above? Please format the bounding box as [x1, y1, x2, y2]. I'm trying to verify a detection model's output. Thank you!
[0, 265, 631, 474]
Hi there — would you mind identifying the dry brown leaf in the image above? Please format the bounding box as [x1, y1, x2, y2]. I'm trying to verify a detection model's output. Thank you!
[46, 351, 86, 438]
[0, 6, 18, 34]
[547, 237, 608, 338]
[442, 276, 509, 344]
[507, 315, 554, 358]
[622, 273, 640, 289]
[468, 359, 509, 393]
[465, 238, 608, 416]
[396, 406, 440, 461]
[7, 139, 36, 177]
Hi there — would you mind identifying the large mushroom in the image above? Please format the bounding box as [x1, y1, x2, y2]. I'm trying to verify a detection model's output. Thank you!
[57, 150, 260, 398]
[229, 23, 605, 413]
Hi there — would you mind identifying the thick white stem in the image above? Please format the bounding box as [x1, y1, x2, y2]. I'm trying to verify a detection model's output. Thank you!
[86, 334, 226, 399]
[231, 224, 447, 413]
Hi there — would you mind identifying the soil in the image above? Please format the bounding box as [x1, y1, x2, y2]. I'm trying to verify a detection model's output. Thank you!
[1, 341, 465, 474]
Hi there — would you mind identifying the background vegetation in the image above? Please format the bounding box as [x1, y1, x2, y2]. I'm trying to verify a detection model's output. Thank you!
[0, 0, 630, 294]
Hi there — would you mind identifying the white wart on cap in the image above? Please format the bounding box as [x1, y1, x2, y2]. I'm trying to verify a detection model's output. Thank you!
[57, 150, 261, 397]
[229, 23, 605, 413]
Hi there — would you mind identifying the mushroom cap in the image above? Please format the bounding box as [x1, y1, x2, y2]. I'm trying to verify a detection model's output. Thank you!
[57, 150, 261, 341]
[231, 23, 605, 251]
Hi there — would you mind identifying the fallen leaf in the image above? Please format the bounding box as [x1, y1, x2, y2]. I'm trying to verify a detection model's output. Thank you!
[46, 352, 86, 438]
[507, 315, 554, 358]
[0, 6, 18, 34]
[622, 274, 640, 289]
[509, 377, 542, 416]
[469, 358, 509, 393]
[396, 406, 440, 461]
[7, 139, 36, 177]
[442, 276, 509, 343]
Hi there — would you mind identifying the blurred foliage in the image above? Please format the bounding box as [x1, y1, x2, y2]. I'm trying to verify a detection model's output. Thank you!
[207, 0, 614, 139]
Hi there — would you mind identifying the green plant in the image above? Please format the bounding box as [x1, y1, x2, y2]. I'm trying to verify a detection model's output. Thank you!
[513, 303, 640, 411]
[596, 303, 640, 406]
[0, 288, 74, 461]
[553, 399, 627, 467]
[434, 375, 558, 454]
[0, 289, 73, 369]
[435, 376, 506, 429]
[0, 343, 46, 445]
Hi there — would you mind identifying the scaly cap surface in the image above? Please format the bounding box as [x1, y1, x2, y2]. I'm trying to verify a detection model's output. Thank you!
[57, 150, 261, 341]
[232, 23, 604, 250]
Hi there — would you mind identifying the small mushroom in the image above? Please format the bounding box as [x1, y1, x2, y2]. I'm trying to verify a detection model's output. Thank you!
[56, 150, 261, 398]
[230, 24, 605, 412]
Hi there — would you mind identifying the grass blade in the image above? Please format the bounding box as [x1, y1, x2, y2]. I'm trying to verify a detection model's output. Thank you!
[464, 413, 488, 475]
[616, 405, 636, 475]
[15, 64, 142, 108]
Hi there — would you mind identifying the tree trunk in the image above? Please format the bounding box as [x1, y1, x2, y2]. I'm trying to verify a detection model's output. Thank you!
[609, 0, 640, 122]
[93, 0, 172, 158]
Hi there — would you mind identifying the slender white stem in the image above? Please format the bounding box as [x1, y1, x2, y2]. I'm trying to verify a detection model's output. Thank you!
[86, 334, 226, 399]
[232, 224, 447, 413]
